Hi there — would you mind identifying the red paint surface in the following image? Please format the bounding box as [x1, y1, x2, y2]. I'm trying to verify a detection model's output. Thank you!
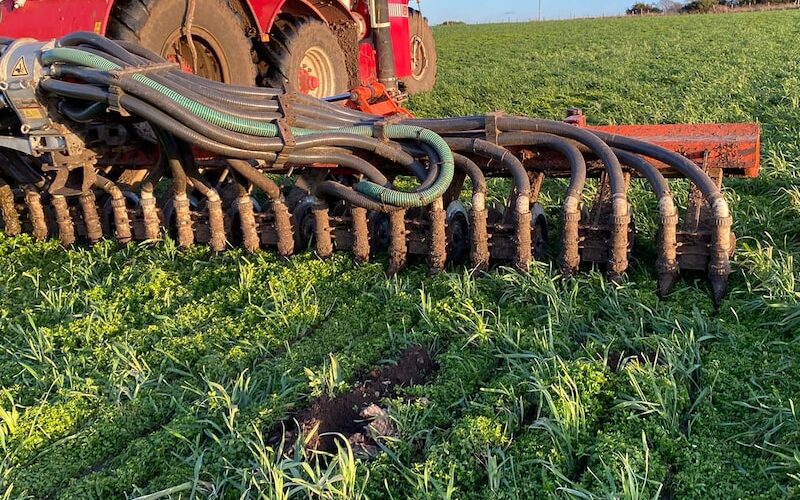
[389, 0, 411, 78]
[358, 41, 378, 83]
[0, 0, 113, 38]
[587, 123, 761, 178]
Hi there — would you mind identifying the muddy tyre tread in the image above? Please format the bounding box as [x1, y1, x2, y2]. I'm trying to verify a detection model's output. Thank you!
[262, 17, 349, 95]
[108, 0, 150, 40]
[106, 0, 256, 86]
[403, 10, 438, 94]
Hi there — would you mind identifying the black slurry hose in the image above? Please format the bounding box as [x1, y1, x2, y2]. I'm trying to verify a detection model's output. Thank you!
[0, 31, 741, 303]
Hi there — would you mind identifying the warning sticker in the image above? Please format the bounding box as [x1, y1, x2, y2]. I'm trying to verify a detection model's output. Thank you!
[11, 57, 29, 77]
[19, 108, 43, 120]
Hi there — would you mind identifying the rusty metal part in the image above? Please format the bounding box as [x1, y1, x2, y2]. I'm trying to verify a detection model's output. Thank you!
[578, 174, 633, 279]
[236, 194, 260, 253]
[588, 123, 760, 178]
[96, 176, 132, 244]
[428, 199, 447, 273]
[0, 181, 22, 236]
[273, 201, 295, 258]
[207, 196, 226, 253]
[346, 80, 413, 118]
[561, 210, 581, 276]
[677, 172, 735, 307]
[51, 194, 76, 246]
[351, 207, 370, 264]
[470, 201, 490, 272]
[79, 190, 103, 243]
[507, 123, 760, 180]
[173, 193, 194, 248]
[140, 188, 161, 241]
[313, 203, 334, 258]
[24, 188, 48, 241]
[387, 209, 407, 277]
[658, 208, 680, 297]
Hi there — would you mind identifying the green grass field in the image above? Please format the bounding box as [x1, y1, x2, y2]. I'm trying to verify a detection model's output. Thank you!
[2, 10, 800, 499]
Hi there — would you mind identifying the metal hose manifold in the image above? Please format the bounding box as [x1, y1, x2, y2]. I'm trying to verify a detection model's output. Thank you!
[0, 32, 753, 306]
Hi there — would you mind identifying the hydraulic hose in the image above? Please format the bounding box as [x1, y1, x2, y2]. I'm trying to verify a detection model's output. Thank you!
[613, 149, 670, 200]
[117, 94, 280, 161]
[452, 153, 487, 196]
[288, 153, 390, 186]
[58, 101, 108, 122]
[42, 47, 285, 137]
[405, 116, 488, 133]
[496, 131, 588, 275]
[38, 78, 110, 102]
[351, 126, 454, 208]
[444, 137, 531, 198]
[316, 181, 400, 212]
[42, 47, 455, 208]
[59, 31, 142, 66]
[49, 65, 286, 151]
[155, 129, 188, 195]
[613, 149, 680, 297]
[496, 117, 626, 201]
[226, 159, 282, 200]
[496, 132, 587, 201]
[592, 131, 726, 216]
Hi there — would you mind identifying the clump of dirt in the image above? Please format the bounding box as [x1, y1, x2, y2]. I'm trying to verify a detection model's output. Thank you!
[362, 345, 435, 396]
[277, 346, 436, 457]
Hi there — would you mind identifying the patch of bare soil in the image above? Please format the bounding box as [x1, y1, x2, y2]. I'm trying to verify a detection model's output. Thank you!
[275, 346, 436, 457]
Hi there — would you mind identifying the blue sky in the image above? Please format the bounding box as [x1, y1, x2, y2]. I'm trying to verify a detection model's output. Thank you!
[418, 0, 635, 24]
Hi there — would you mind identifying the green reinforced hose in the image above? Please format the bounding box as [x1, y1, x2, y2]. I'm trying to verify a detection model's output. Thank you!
[40, 47, 453, 208]
[41, 47, 281, 137]
[353, 126, 454, 207]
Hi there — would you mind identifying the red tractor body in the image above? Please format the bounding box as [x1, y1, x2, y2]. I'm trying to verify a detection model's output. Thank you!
[0, 0, 428, 94]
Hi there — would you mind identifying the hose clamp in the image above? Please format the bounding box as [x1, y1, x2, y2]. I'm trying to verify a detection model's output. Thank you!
[109, 61, 180, 78]
[276, 94, 297, 124]
[273, 118, 296, 169]
[373, 116, 402, 142]
[107, 85, 130, 117]
[485, 111, 504, 144]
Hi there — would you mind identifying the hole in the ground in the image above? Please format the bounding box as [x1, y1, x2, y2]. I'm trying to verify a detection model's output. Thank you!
[273, 345, 436, 457]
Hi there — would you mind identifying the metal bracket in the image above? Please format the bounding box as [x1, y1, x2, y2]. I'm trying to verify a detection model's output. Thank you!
[276, 94, 297, 124]
[0, 133, 73, 156]
[485, 111, 504, 144]
[273, 119, 296, 169]
[107, 85, 130, 117]
[109, 61, 180, 78]
[374, 116, 403, 142]
[0, 39, 54, 132]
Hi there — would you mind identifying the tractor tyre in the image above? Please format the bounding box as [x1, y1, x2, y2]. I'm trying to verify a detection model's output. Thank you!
[107, 0, 257, 85]
[403, 10, 437, 94]
[262, 17, 349, 98]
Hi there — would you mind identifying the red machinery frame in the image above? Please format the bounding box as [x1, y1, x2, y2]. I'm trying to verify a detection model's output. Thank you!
[0, 0, 414, 83]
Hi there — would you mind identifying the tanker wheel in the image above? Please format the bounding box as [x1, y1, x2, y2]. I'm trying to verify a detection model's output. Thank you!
[292, 196, 318, 251]
[446, 201, 470, 265]
[263, 17, 349, 98]
[533, 214, 549, 261]
[402, 10, 437, 95]
[107, 0, 257, 85]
